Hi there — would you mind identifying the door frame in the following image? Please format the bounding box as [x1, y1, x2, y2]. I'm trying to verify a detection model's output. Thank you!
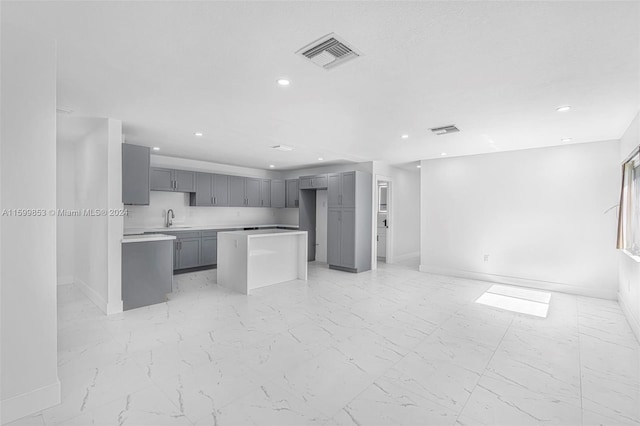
[373, 175, 393, 269]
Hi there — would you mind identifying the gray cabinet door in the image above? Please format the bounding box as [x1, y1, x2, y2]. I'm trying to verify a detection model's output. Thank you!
[299, 176, 313, 189]
[271, 180, 285, 208]
[341, 172, 356, 208]
[194, 172, 213, 206]
[286, 179, 299, 208]
[312, 174, 328, 189]
[228, 176, 246, 207]
[122, 144, 150, 205]
[174, 170, 195, 192]
[201, 237, 217, 265]
[246, 178, 261, 207]
[177, 238, 200, 269]
[340, 209, 356, 267]
[150, 167, 174, 191]
[328, 173, 341, 207]
[212, 174, 229, 206]
[260, 179, 271, 207]
[327, 209, 341, 266]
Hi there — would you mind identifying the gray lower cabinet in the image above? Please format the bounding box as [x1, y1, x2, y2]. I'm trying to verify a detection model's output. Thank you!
[122, 239, 173, 310]
[176, 237, 201, 269]
[122, 143, 150, 205]
[271, 180, 285, 208]
[150, 168, 195, 193]
[285, 179, 299, 208]
[201, 236, 217, 265]
[326, 171, 372, 273]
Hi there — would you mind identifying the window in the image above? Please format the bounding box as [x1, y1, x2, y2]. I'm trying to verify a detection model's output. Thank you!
[618, 148, 640, 259]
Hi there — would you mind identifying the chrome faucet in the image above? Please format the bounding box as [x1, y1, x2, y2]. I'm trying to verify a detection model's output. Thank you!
[166, 209, 175, 227]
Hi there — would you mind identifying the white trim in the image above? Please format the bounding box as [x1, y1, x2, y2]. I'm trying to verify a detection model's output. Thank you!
[1, 380, 60, 424]
[418, 265, 616, 300]
[392, 251, 420, 264]
[56, 275, 74, 286]
[374, 175, 393, 269]
[618, 292, 640, 343]
[106, 299, 123, 315]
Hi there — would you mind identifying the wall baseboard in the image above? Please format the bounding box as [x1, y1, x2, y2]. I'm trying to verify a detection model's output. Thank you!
[75, 278, 108, 314]
[1, 380, 60, 425]
[56, 275, 74, 286]
[418, 265, 616, 300]
[618, 292, 640, 343]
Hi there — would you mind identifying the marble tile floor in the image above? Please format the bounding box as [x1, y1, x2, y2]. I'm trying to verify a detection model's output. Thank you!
[8, 262, 640, 426]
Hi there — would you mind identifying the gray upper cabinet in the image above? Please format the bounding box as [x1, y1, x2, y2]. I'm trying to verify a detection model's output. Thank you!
[246, 178, 261, 207]
[191, 173, 229, 207]
[193, 172, 213, 206]
[299, 174, 328, 189]
[286, 179, 299, 208]
[271, 180, 285, 208]
[212, 175, 229, 206]
[328, 171, 356, 208]
[150, 167, 195, 193]
[174, 170, 195, 192]
[122, 143, 150, 205]
[229, 175, 247, 207]
[150, 167, 174, 191]
[260, 179, 271, 207]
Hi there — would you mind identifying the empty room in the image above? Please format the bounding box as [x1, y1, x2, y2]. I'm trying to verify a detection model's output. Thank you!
[1, 1, 639, 425]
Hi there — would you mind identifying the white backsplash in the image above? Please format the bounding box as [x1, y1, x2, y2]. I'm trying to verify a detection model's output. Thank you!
[124, 191, 299, 229]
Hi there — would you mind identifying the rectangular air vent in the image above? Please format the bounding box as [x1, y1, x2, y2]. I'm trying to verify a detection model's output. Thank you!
[430, 125, 460, 135]
[296, 33, 361, 70]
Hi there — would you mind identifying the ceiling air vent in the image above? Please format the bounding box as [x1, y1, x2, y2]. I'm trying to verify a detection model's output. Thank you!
[430, 125, 460, 136]
[296, 33, 361, 70]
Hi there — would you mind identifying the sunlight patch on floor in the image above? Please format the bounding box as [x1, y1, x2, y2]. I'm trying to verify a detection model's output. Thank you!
[476, 284, 551, 318]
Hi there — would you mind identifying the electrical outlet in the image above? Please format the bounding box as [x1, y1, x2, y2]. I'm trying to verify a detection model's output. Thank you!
[483, 254, 489, 262]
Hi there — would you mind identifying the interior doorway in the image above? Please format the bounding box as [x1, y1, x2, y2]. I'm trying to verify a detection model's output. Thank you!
[376, 179, 391, 265]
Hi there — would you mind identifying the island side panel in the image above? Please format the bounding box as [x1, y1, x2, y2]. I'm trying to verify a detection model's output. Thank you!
[247, 233, 302, 292]
[217, 233, 249, 294]
[298, 233, 308, 280]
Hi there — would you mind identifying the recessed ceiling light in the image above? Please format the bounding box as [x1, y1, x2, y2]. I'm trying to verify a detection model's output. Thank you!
[561, 138, 573, 143]
[441, 152, 447, 156]
[318, 157, 324, 161]
[556, 105, 571, 112]
[416, 165, 421, 168]
[401, 134, 409, 139]
[277, 79, 290, 86]
[194, 132, 204, 137]
[152, 147, 160, 151]
[269, 164, 275, 168]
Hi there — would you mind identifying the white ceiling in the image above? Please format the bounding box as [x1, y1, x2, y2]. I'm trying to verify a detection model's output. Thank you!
[5, 1, 640, 170]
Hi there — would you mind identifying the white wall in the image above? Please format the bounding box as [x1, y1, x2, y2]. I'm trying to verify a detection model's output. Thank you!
[56, 138, 76, 285]
[1, 23, 60, 424]
[73, 118, 123, 314]
[619, 112, 640, 340]
[124, 155, 285, 229]
[420, 140, 620, 299]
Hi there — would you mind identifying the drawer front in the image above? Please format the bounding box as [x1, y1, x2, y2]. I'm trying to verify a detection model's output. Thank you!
[201, 230, 218, 238]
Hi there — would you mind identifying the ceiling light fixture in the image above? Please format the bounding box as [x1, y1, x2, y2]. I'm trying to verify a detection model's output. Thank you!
[194, 132, 204, 137]
[272, 145, 294, 151]
[277, 79, 290, 86]
[318, 157, 324, 161]
[556, 105, 571, 112]
[152, 147, 160, 151]
[417, 165, 421, 168]
[441, 152, 447, 156]
[269, 164, 275, 168]
[561, 138, 573, 143]
[401, 134, 409, 139]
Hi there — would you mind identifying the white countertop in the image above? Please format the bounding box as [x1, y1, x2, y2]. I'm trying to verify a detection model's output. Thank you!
[123, 224, 298, 235]
[219, 229, 307, 238]
[122, 234, 177, 244]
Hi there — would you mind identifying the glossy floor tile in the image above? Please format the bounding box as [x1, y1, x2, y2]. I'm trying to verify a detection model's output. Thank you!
[8, 262, 639, 426]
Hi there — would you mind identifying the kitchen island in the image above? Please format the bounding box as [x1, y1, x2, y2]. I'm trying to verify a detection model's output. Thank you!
[217, 229, 307, 294]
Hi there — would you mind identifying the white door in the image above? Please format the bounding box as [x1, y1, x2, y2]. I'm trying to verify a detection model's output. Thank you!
[315, 190, 328, 262]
